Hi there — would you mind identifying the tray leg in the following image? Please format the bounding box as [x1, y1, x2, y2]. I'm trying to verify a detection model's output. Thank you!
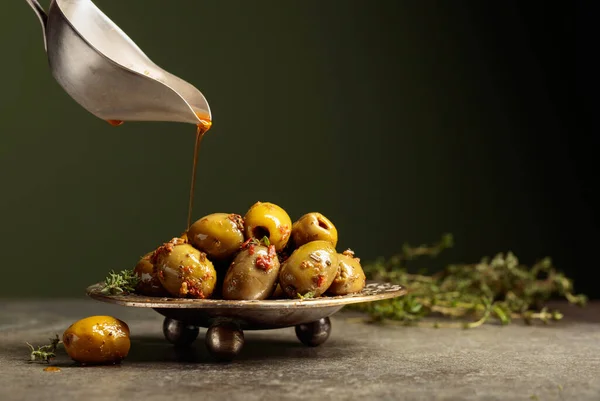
[205, 320, 244, 361]
[163, 318, 199, 347]
[295, 317, 331, 347]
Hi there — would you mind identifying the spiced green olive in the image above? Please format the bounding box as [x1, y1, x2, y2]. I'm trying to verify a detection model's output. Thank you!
[153, 238, 217, 299]
[222, 244, 280, 300]
[279, 240, 338, 298]
[133, 252, 168, 297]
[244, 201, 292, 251]
[328, 250, 366, 295]
[291, 212, 338, 248]
[187, 213, 245, 261]
[63, 316, 130, 365]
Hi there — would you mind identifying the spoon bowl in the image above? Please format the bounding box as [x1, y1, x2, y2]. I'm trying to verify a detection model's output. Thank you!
[25, 0, 210, 125]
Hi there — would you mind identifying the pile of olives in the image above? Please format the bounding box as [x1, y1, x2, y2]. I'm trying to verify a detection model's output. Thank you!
[133, 201, 366, 300]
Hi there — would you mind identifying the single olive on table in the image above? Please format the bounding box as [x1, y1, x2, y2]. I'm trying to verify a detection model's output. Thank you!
[62, 316, 130, 365]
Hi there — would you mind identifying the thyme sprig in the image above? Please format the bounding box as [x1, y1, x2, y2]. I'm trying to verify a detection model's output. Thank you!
[26, 334, 61, 363]
[297, 291, 316, 299]
[349, 234, 587, 327]
[100, 269, 139, 295]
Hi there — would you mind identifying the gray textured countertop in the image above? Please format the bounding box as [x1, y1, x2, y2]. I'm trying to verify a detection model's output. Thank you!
[1, 299, 598, 401]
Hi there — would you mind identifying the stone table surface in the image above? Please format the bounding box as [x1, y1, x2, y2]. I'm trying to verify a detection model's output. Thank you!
[0, 299, 598, 401]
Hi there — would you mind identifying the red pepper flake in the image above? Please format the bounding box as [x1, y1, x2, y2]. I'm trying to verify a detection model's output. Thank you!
[150, 238, 182, 264]
[248, 244, 255, 255]
[316, 274, 325, 288]
[184, 279, 206, 299]
[256, 245, 277, 270]
[255, 255, 271, 271]
[182, 266, 194, 275]
[342, 249, 355, 257]
[241, 238, 252, 249]
[188, 286, 205, 299]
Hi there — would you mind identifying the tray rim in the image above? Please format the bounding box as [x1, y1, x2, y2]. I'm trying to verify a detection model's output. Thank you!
[86, 281, 406, 309]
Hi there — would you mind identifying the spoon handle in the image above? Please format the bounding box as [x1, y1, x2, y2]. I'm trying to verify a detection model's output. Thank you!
[25, 0, 49, 51]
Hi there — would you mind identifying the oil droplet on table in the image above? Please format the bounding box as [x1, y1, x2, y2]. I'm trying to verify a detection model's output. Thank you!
[43, 366, 61, 372]
[106, 119, 124, 127]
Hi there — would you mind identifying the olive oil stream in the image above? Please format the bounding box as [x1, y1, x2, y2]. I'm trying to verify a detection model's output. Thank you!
[188, 119, 212, 228]
[106, 116, 212, 230]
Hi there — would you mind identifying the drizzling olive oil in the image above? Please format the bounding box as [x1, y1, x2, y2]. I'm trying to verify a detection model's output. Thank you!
[187, 116, 212, 229]
[106, 114, 212, 230]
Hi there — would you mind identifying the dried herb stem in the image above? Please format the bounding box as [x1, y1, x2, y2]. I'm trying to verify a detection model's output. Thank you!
[348, 234, 587, 328]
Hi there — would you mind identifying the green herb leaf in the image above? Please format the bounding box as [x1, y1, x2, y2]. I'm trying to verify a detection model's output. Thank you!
[27, 334, 61, 363]
[100, 269, 139, 295]
[297, 291, 316, 299]
[261, 236, 271, 247]
[347, 234, 587, 328]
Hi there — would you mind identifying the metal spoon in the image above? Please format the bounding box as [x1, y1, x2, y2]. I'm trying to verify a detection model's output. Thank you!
[25, 0, 211, 125]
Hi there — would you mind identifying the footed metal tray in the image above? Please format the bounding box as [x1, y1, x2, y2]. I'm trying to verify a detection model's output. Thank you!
[86, 281, 405, 361]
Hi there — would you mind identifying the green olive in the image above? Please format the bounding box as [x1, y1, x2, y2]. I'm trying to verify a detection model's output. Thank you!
[327, 250, 366, 295]
[153, 238, 217, 299]
[279, 240, 338, 298]
[291, 212, 338, 248]
[187, 213, 245, 261]
[244, 201, 292, 252]
[222, 244, 280, 300]
[133, 252, 169, 297]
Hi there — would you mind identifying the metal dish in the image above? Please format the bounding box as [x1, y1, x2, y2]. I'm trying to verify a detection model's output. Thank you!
[87, 281, 405, 361]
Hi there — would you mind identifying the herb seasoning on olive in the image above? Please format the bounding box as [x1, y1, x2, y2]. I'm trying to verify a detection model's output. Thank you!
[187, 213, 245, 261]
[222, 241, 281, 300]
[328, 249, 366, 295]
[279, 240, 339, 298]
[153, 238, 217, 299]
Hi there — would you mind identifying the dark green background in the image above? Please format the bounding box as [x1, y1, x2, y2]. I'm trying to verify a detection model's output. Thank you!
[1, 1, 589, 297]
